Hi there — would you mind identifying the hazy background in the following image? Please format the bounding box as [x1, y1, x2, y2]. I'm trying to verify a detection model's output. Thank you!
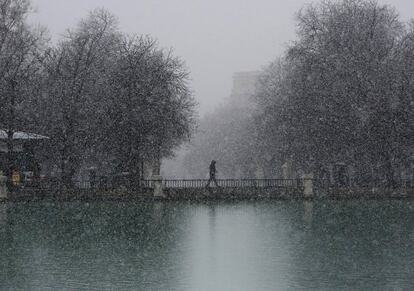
[29, 0, 414, 115]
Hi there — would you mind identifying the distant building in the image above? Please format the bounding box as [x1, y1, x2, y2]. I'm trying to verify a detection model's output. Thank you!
[229, 71, 261, 107]
[162, 71, 262, 179]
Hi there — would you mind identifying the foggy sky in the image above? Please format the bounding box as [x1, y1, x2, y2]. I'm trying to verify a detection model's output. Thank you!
[30, 0, 414, 115]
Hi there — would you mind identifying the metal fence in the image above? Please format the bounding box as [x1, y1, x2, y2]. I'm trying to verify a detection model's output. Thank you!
[15, 178, 303, 191]
[162, 179, 301, 189]
[14, 177, 414, 192]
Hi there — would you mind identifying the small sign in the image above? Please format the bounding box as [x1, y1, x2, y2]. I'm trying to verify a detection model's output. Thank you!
[12, 170, 20, 186]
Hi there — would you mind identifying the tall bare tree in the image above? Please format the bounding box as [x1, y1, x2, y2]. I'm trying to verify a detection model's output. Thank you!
[38, 9, 119, 187]
[0, 0, 47, 188]
[255, 0, 412, 184]
[104, 36, 196, 186]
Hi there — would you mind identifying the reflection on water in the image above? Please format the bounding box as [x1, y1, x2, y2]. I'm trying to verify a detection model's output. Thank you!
[0, 200, 414, 290]
[303, 201, 313, 226]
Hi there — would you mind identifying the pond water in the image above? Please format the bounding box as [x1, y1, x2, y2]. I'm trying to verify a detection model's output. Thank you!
[0, 200, 414, 290]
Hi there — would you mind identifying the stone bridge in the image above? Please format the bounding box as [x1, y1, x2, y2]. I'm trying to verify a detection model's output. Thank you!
[149, 178, 310, 200]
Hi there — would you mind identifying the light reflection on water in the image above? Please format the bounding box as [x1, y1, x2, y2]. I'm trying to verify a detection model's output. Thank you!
[0, 200, 414, 290]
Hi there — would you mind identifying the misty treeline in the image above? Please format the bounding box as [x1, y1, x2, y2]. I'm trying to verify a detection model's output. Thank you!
[0, 0, 196, 186]
[182, 97, 258, 179]
[184, 0, 413, 184]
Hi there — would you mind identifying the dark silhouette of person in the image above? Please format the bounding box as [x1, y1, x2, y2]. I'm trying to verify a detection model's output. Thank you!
[206, 160, 219, 187]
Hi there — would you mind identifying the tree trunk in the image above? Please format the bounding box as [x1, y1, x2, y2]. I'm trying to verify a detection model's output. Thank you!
[384, 152, 395, 188]
[6, 129, 14, 192]
[128, 154, 142, 191]
[60, 150, 65, 191]
[63, 154, 78, 190]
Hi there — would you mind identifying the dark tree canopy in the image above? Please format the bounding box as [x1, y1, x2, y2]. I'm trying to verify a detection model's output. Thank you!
[0, 4, 197, 187]
[254, 0, 414, 183]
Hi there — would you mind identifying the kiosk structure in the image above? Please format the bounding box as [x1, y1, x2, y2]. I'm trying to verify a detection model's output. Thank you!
[0, 130, 48, 187]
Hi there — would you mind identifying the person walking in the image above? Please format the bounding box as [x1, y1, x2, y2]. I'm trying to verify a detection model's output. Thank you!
[206, 160, 219, 188]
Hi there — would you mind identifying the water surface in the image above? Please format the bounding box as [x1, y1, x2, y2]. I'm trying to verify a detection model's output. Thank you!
[1, 200, 414, 290]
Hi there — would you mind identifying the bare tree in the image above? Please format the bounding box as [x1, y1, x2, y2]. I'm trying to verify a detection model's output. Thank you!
[255, 0, 412, 184]
[38, 9, 119, 187]
[104, 36, 196, 187]
[0, 0, 47, 189]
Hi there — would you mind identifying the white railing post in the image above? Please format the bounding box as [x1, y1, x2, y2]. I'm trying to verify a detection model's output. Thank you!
[302, 174, 314, 199]
[152, 175, 165, 198]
